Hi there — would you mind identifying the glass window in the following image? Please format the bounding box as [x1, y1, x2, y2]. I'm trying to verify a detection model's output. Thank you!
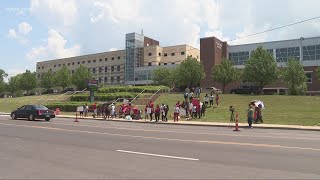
[71, 70, 74, 73]
[82, 61, 85, 64]
[111, 77, 114, 82]
[171, 53, 175, 56]
[38, 66, 40, 69]
[104, 77, 107, 82]
[77, 62, 80, 64]
[172, 62, 175, 65]
[105, 58, 108, 61]
[181, 51, 185, 55]
[92, 68, 96, 73]
[93, 59, 96, 63]
[164, 63, 167, 65]
[59, 64, 61, 67]
[67, 63, 70, 66]
[72, 62, 75, 65]
[276, 47, 300, 62]
[117, 65, 120, 71]
[305, 72, 312, 83]
[105, 67, 108, 72]
[54, 65, 56, 67]
[111, 66, 114, 72]
[164, 53, 167, 57]
[158, 53, 161, 56]
[148, 62, 152, 66]
[148, 53, 152, 56]
[99, 59, 102, 62]
[112, 57, 114, 60]
[303, 45, 316, 61]
[88, 60, 91, 63]
[118, 56, 120, 60]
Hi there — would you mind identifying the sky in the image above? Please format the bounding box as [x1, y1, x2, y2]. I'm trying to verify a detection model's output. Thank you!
[1, 0, 320, 80]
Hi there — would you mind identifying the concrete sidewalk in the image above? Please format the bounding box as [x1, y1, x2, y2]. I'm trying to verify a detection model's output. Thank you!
[1, 112, 320, 131]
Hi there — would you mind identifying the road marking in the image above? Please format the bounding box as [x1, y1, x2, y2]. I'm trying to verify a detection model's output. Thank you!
[1, 122, 320, 152]
[116, 150, 199, 161]
[49, 121, 320, 141]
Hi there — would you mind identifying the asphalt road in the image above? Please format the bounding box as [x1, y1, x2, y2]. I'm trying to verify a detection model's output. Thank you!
[1, 115, 320, 179]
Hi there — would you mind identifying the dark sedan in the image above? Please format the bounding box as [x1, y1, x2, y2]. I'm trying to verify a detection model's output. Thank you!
[11, 105, 55, 121]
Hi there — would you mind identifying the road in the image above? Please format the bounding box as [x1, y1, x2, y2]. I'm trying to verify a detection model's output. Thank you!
[0, 115, 320, 179]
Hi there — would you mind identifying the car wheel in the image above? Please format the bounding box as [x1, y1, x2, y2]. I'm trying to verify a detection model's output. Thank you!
[11, 113, 17, 120]
[28, 114, 34, 121]
[45, 118, 51, 121]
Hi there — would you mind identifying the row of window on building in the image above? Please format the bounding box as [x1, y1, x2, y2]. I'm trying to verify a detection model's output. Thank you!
[93, 76, 123, 83]
[147, 51, 185, 57]
[90, 65, 124, 73]
[229, 45, 320, 65]
[38, 56, 124, 70]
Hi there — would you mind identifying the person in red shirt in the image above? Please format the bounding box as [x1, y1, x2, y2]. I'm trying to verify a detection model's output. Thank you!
[215, 94, 220, 107]
[155, 105, 160, 122]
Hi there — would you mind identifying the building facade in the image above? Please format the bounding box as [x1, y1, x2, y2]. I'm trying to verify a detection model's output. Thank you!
[200, 36, 320, 92]
[36, 32, 200, 87]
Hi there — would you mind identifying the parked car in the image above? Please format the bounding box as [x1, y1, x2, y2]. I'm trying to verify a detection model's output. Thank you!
[11, 105, 55, 121]
[230, 85, 261, 95]
[204, 87, 222, 94]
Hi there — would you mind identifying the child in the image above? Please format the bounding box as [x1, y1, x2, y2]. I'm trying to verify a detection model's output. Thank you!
[174, 106, 180, 122]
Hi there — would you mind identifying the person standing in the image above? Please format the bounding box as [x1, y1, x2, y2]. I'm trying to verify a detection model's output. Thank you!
[144, 105, 149, 121]
[247, 104, 254, 129]
[110, 103, 115, 119]
[215, 94, 220, 107]
[84, 103, 89, 117]
[209, 93, 214, 106]
[93, 102, 97, 118]
[204, 94, 209, 107]
[164, 105, 169, 122]
[155, 105, 160, 122]
[174, 105, 180, 122]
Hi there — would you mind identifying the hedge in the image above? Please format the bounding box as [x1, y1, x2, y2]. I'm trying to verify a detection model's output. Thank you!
[98, 86, 170, 93]
[70, 92, 137, 102]
[46, 102, 87, 112]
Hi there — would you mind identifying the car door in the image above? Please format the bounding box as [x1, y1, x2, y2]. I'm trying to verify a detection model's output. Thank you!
[16, 106, 26, 118]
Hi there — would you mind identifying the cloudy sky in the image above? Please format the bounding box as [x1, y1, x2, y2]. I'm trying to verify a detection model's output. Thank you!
[1, 0, 320, 79]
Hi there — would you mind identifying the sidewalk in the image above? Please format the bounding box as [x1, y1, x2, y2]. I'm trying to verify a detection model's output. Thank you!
[1, 112, 320, 131]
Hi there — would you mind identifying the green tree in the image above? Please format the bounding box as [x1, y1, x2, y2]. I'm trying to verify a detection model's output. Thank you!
[316, 66, 320, 80]
[55, 66, 72, 90]
[40, 70, 56, 90]
[242, 46, 278, 93]
[7, 75, 21, 96]
[212, 58, 240, 93]
[152, 67, 176, 88]
[282, 58, 307, 95]
[176, 55, 205, 88]
[71, 65, 92, 90]
[19, 70, 37, 92]
[0, 69, 8, 93]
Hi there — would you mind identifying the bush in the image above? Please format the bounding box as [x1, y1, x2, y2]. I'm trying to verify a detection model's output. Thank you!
[98, 86, 170, 94]
[70, 92, 137, 102]
[46, 102, 86, 112]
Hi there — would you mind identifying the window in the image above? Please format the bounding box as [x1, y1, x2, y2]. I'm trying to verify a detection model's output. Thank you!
[68, 63, 70, 66]
[59, 64, 61, 67]
[99, 59, 102, 62]
[117, 56, 120, 60]
[303, 45, 320, 61]
[105, 67, 108, 72]
[148, 62, 152, 66]
[117, 65, 120, 71]
[276, 47, 300, 63]
[38, 66, 40, 69]
[72, 62, 75, 65]
[148, 53, 152, 56]
[112, 57, 114, 60]
[92, 68, 96, 73]
[111, 66, 114, 72]
[229, 51, 250, 65]
[54, 65, 56, 68]
[93, 59, 96, 63]
[99, 77, 102, 83]
[159, 63, 161, 65]
[105, 58, 108, 61]
[117, 76, 120, 82]
[77, 62, 80, 65]
[88, 60, 91, 63]
[104, 77, 107, 82]
[181, 51, 185, 55]
[158, 53, 161, 56]
[305, 72, 312, 83]
[71, 70, 74, 74]
[111, 77, 114, 82]
[82, 61, 85, 64]
[171, 53, 175, 56]
[171, 62, 175, 65]
[99, 67, 102, 73]
[42, 66, 44, 69]
[37, 74, 40, 78]
[164, 53, 168, 57]
[164, 63, 167, 65]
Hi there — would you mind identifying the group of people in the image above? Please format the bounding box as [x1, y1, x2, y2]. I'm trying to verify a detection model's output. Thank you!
[144, 101, 170, 122]
[247, 102, 264, 129]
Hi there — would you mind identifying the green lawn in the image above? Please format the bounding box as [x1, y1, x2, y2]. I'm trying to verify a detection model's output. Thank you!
[154, 93, 320, 126]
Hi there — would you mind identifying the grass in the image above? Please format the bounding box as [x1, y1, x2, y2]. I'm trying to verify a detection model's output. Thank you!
[1, 93, 320, 126]
[154, 93, 320, 126]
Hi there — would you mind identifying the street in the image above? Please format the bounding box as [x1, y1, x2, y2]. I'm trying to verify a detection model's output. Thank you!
[0, 115, 320, 179]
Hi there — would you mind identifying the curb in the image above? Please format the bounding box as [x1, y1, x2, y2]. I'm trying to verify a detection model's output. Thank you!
[1, 113, 319, 131]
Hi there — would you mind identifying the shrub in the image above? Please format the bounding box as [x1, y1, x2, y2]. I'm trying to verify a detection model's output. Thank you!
[70, 92, 137, 102]
[98, 86, 170, 93]
[46, 102, 86, 112]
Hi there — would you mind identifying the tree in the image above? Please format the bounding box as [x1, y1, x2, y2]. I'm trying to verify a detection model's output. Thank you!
[0, 69, 8, 93]
[55, 66, 72, 90]
[7, 75, 21, 96]
[282, 58, 307, 95]
[176, 55, 205, 88]
[19, 70, 37, 92]
[316, 66, 320, 80]
[212, 58, 240, 93]
[242, 46, 278, 93]
[152, 67, 176, 88]
[71, 65, 92, 90]
[40, 71, 56, 90]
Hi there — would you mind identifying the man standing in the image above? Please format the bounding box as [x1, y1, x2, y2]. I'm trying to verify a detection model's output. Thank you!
[93, 102, 97, 118]
[247, 104, 254, 129]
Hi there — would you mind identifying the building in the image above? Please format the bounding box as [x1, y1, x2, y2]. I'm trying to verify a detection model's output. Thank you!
[200, 36, 320, 92]
[36, 32, 200, 86]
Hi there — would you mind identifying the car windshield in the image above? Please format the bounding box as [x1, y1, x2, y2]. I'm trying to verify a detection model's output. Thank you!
[34, 105, 49, 110]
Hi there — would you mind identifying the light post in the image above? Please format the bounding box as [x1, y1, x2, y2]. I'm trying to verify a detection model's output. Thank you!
[300, 37, 304, 64]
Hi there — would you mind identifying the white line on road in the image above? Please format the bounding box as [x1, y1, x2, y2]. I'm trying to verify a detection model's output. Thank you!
[116, 150, 199, 161]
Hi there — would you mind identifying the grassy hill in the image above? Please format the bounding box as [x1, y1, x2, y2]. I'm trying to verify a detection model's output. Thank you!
[154, 93, 320, 126]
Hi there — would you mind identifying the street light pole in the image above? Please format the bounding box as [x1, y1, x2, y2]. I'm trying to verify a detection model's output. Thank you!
[300, 37, 304, 64]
